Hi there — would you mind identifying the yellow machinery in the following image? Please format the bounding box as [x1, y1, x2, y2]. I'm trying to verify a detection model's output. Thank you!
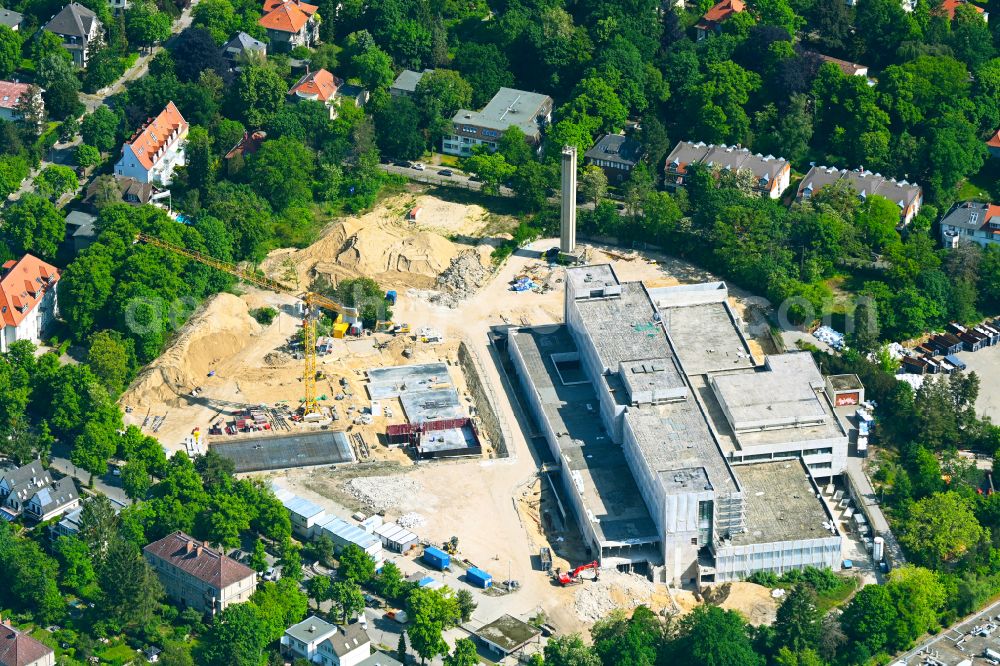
[136, 234, 359, 415]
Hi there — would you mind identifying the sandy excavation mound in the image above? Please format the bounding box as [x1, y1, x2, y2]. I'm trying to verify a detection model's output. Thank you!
[121, 293, 262, 408]
[702, 582, 779, 626]
[264, 195, 493, 291]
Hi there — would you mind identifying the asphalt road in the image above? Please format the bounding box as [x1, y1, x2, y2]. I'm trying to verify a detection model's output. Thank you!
[49, 446, 131, 506]
[378, 163, 518, 196]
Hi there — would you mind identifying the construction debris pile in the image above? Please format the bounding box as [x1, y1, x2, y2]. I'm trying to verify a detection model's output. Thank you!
[437, 249, 493, 296]
[398, 512, 426, 529]
[346, 475, 423, 512]
[573, 569, 662, 623]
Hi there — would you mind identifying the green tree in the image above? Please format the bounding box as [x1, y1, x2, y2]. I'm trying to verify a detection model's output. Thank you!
[443, 638, 479, 666]
[306, 574, 332, 610]
[0, 155, 29, 198]
[841, 583, 896, 655]
[338, 542, 376, 583]
[455, 588, 477, 623]
[75, 144, 101, 169]
[126, 1, 172, 50]
[592, 606, 663, 666]
[898, 491, 985, 568]
[52, 535, 97, 592]
[87, 331, 130, 394]
[235, 65, 288, 128]
[81, 107, 120, 152]
[34, 165, 79, 201]
[414, 69, 473, 135]
[352, 45, 395, 92]
[97, 535, 164, 627]
[667, 606, 764, 666]
[373, 96, 426, 160]
[376, 560, 407, 600]
[407, 586, 462, 663]
[2, 195, 65, 259]
[247, 137, 315, 210]
[191, 0, 236, 44]
[579, 165, 608, 204]
[330, 580, 365, 623]
[543, 633, 600, 666]
[250, 538, 269, 573]
[464, 148, 515, 196]
[37, 54, 83, 120]
[71, 420, 118, 477]
[0, 25, 19, 78]
[886, 565, 945, 647]
[454, 42, 514, 107]
[510, 161, 552, 211]
[204, 602, 270, 666]
[774, 585, 823, 653]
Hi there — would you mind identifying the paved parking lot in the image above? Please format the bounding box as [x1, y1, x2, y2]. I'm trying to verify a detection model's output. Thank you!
[895, 599, 1000, 665]
[956, 347, 1000, 422]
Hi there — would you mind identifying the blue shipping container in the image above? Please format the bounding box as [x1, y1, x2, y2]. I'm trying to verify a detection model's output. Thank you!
[466, 567, 492, 588]
[385, 290, 397, 305]
[423, 546, 450, 570]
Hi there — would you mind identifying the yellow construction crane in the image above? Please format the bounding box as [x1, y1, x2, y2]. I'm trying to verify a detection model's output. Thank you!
[136, 233, 358, 415]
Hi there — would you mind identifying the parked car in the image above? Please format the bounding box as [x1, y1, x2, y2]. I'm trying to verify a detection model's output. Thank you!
[393, 160, 411, 168]
[412, 162, 426, 171]
[437, 169, 453, 177]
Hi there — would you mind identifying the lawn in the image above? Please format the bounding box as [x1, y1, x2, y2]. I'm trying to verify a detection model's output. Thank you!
[959, 159, 1000, 202]
[97, 643, 139, 665]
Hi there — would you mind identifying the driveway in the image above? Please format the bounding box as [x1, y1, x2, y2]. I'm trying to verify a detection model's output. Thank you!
[49, 444, 131, 506]
[80, 1, 198, 113]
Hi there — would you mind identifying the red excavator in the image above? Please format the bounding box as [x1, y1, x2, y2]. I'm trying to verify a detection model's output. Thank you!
[555, 561, 599, 586]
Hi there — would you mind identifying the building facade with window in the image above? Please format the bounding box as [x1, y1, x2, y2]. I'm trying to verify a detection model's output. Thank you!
[114, 102, 189, 185]
[0, 255, 59, 353]
[143, 532, 257, 615]
[442, 88, 552, 157]
[940, 201, 1000, 248]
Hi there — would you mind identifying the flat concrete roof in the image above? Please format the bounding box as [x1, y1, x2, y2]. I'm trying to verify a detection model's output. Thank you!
[730, 460, 837, 545]
[211, 431, 355, 472]
[573, 281, 674, 371]
[452, 87, 551, 135]
[475, 615, 541, 653]
[566, 263, 618, 294]
[658, 302, 755, 375]
[419, 426, 477, 452]
[625, 396, 739, 497]
[367, 363, 452, 400]
[511, 326, 659, 545]
[828, 374, 864, 391]
[712, 354, 827, 431]
[399, 388, 464, 422]
[619, 359, 688, 403]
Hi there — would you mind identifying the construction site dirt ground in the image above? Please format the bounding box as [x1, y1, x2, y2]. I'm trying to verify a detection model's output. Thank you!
[120, 192, 783, 635]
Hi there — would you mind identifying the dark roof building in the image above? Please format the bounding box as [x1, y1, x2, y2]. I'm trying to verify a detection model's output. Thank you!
[940, 200, 1000, 249]
[0, 621, 54, 666]
[143, 532, 257, 615]
[796, 165, 923, 225]
[44, 3, 102, 67]
[221, 32, 266, 67]
[584, 134, 644, 184]
[664, 140, 791, 199]
[0, 8, 23, 31]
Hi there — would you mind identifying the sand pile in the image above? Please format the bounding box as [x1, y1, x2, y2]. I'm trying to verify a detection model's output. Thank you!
[703, 582, 779, 626]
[121, 293, 262, 408]
[264, 195, 494, 290]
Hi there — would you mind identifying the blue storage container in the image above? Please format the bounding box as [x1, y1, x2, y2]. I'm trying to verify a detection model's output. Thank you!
[466, 567, 492, 588]
[385, 290, 397, 305]
[422, 546, 450, 570]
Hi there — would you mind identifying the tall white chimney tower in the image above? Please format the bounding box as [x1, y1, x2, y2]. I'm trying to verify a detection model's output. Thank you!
[560, 145, 577, 254]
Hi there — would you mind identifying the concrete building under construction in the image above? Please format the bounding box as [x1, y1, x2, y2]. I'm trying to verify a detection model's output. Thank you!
[507, 265, 845, 586]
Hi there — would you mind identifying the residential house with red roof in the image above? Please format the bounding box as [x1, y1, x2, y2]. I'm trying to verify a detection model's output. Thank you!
[143, 532, 257, 615]
[987, 128, 1000, 159]
[0, 619, 54, 666]
[936, 0, 988, 21]
[0, 255, 59, 353]
[940, 201, 1000, 249]
[0, 81, 43, 126]
[289, 68, 342, 118]
[695, 0, 746, 40]
[114, 101, 189, 185]
[258, 0, 318, 49]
